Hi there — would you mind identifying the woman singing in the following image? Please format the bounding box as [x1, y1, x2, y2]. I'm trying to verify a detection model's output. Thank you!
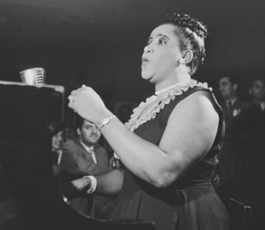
[67, 13, 232, 230]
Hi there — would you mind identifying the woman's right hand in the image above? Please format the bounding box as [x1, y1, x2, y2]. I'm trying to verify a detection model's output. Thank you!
[68, 85, 112, 126]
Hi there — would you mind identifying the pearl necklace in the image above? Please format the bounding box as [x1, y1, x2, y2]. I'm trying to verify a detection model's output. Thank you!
[155, 80, 191, 96]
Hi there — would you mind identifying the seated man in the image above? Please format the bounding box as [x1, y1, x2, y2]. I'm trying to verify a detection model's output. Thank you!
[58, 114, 112, 215]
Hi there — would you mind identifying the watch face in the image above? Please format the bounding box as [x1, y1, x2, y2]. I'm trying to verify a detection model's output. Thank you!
[102, 117, 110, 125]
[99, 115, 116, 130]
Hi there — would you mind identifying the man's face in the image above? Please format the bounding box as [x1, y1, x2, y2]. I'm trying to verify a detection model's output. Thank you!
[250, 79, 265, 101]
[218, 76, 237, 100]
[78, 120, 101, 146]
[52, 131, 63, 150]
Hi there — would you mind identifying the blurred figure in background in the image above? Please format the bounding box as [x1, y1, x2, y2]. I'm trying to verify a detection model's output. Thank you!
[248, 77, 265, 112]
[51, 130, 64, 176]
[48, 120, 69, 175]
[241, 77, 265, 229]
[217, 74, 249, 198]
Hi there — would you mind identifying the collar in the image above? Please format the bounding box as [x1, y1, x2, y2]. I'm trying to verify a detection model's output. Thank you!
[226, 97, 237, 106]
[79, 140, 97, 164]
[79, 139, 94, 153]
[155, 80, 191, 96]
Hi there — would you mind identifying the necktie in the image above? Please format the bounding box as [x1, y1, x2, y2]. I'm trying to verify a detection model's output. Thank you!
[225, 101, 232, 116]
[88, 148, 97, 164]
[226, 101, 232, 110]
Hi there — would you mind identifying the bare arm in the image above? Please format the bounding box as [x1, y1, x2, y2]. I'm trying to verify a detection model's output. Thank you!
[68, 87, 219, 188]
[100, 91, 219, 187]
[59, 169, 124, 199]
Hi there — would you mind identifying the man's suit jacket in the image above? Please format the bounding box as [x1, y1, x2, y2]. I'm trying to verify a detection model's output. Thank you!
[58, 138, 111, 215]
[220, 97, 250, 138]
[59, 138, 111, 182]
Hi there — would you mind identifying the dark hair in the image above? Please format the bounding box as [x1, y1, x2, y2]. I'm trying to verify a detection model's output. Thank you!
[162, 13, 208, 75]
[218, 74, 239, 85]
[75, 114, 85, 129]
[250, 77, 265, 86]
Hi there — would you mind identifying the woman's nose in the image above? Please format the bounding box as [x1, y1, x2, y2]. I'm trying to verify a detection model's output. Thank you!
[144, 45, 153, 53]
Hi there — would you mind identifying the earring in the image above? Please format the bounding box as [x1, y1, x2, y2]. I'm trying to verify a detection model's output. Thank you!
[179, 58, 185, 64]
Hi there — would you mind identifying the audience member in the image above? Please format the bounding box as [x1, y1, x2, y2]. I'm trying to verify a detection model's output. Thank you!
[51, 130, 64, 177]
[217, 74, 250, 198]
[244, 77, 265, 147]
[52, 130, 63, 153]
[47, 120, 70, 174]
[248, 77, 265, 112]
[246, 78, 265, 180]
[243, 77, 265, 227]
[58, 115, 112, 215]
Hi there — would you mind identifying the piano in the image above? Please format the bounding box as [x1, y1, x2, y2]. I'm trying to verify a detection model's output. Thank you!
[0, 81, 155, 230]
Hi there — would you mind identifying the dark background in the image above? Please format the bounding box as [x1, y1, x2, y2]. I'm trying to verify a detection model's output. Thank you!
[0, 1, 263, 229]
[0, 0, 264, 112]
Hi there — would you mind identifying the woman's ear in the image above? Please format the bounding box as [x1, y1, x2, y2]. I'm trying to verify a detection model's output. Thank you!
[179, 50, 193, 64]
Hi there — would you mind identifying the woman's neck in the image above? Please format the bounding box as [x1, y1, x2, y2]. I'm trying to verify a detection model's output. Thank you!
[155, 73, 191, 95]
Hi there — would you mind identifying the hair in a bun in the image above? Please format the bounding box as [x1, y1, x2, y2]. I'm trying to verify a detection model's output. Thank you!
[162, 13, 208, 75]
[166, 13, 208, 39]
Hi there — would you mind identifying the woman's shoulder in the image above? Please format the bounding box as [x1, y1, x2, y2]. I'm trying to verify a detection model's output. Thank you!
[161, 80, 213, 112]
[126, 79, 213, 131]
[175, 80, 212, 99]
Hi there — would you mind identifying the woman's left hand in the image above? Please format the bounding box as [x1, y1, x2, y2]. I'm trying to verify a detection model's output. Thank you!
[68, 85, 111, 125]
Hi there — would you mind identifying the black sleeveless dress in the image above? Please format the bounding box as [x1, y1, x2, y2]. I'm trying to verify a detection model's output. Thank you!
[99, 81, 233, 230]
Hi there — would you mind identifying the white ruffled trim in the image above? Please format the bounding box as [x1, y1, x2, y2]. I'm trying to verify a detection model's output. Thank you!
[125, 79, 211, 131]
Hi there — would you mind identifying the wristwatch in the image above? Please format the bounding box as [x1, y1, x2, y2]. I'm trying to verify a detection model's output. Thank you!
[98, 115, 116, 131]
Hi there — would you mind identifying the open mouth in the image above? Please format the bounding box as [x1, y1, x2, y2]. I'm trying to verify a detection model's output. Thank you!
[142, 58, 149, 65]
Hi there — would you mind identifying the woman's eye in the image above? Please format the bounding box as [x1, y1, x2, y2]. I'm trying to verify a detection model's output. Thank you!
[158, 38, 167, 44]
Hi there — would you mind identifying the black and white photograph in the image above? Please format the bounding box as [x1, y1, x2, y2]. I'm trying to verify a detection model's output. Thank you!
[0, 1, 264, 230]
